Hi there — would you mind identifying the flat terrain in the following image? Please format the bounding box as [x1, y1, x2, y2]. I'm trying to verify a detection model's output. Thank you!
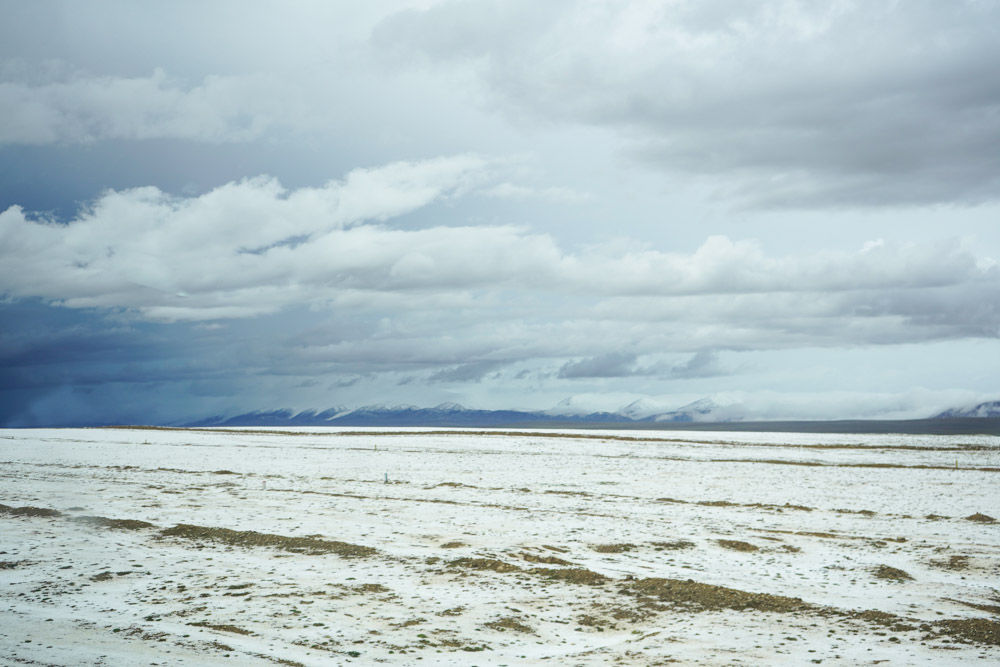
[1, 427, 999, 665]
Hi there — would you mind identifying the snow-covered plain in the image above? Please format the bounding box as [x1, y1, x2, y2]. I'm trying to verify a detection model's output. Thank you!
[1, 427, 998, 665]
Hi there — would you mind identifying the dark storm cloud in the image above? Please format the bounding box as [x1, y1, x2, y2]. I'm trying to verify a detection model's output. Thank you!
[558, 352, 638, 379]
[670, 349, 725, 379]
[376, 0, 1000, 207]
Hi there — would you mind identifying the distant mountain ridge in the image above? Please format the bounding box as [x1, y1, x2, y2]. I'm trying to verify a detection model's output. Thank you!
[187, 397, 1000, 428]
[187, 403, 645, 428]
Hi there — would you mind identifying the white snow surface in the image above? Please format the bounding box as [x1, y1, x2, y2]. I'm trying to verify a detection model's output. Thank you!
[1, 427, 998, 665]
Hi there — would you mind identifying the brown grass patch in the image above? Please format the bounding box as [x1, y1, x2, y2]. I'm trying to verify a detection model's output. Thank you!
[628, 577, 810, 613]
[189, 622, 253, 635]
[965, 513, 996, 523]
[447, 557, 521, 573]
[520, 552, 572, 566]
[931, 555, 970, 571]
[717, 539, 759, 552]
[0, 504, 62, 517]
[651, 540, 695, 550]
[484, 616, 534, 633]
[872, 565, 913, 581]
[72, 515, 155, 530]
[529, 567, 608, 585]
[440, 541, 466, 549]
[946, 598, 1000, 615]
[159, 523, 376, 557]
[937, 618, 1000, 646]
[592, 543, 636, 554]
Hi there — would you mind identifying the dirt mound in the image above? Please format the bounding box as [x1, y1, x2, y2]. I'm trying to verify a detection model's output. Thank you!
[628, 577, 811, 613]
[159, 523, 376, 557]
[965, 513, 996, 523]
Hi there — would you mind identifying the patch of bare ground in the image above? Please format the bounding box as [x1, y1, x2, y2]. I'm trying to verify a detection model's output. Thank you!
[626, 577, 811, 613]
[484, 616, 534, 633]
[844, 610, 917, 633]
[529, 567, 608, 585]
[937, 618, 1000, 645]
[188, 621, 254, 635]
[759, 528, 906, 543]
[445, 546, 1000, 647]
[71, 515, 155, 530]
[592, 543, 636, 553]
[835, 508, 876, 516]
[0, 560, 28, 569]
[0, 503, 61, 517]
[353, 583, 390, 594]
[925, 513, 949, 520]
[717, 539, 759, 552]
[158, 523, 376, 557]
[447, 557, 521, 573]
[440, 541, 465, 548]
[931, 555, 970, 570]
[946, 598, 1000, 615]
[651, 540, 695, 550]
[655, 497, 814, 513]
[519, 551, 572, 565]
[965, 513, 997, 523]
[872, 565, 913, 581]
[429, 481, 472, 489]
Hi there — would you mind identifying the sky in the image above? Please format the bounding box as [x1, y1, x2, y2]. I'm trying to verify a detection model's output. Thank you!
[2, 0, 999, 426]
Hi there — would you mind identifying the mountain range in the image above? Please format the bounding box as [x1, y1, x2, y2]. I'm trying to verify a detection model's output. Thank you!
[187, 398, 1000, 430]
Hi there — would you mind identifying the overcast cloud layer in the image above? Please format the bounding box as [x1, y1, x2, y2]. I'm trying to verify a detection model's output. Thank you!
[1, 1, 999, 426]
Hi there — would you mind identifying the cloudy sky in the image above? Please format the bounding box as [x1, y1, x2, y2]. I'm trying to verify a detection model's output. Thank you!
[2, 0, 999, 426]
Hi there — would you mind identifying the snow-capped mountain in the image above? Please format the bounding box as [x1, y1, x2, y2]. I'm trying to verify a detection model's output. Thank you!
[934, 400, 1000, 419]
